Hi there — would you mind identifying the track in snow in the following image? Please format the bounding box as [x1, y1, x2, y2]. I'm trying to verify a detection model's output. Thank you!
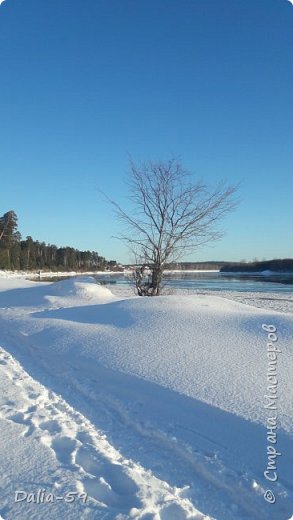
[0, 346, 207, 520]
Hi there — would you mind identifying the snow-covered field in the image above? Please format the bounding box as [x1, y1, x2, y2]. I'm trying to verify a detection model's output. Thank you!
[0, 275, 292, 520]
[107, 283, 293, 315]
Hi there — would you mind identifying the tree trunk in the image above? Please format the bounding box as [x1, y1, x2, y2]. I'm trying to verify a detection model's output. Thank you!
[150, 265, 163, 295]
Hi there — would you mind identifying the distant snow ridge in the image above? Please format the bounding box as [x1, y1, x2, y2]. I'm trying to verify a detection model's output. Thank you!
[44, 276, 117, 307]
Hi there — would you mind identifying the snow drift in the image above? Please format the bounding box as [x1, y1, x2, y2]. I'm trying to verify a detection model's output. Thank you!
[0, 276, 292, 520]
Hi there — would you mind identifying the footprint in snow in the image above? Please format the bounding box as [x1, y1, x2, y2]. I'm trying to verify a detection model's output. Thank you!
[76, 431, 95, 445]
[4, 410, 35, 437]
[7, 411, 31, 425]
[26, 404, 38, 413]
[50, 436, 78, 466]
[75, 444, 103, 475]
[160, 503, 191, 520]
[103, 463, 139, 497]
[39, 419, 62, 434]
[75, 445, 142, 510]
[81, 474, 141, 510]
[6, 400, 16, 407]
[27, 391, 40, 400]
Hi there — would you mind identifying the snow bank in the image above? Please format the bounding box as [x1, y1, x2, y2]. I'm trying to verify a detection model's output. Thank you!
[0, 269, 122, 280]
[0, 270, 33, 279]
[0, 276, 117, 309]
[0, 276, 292, 520]
[44, 276, 116, 306]
[25, 292, 292, 432]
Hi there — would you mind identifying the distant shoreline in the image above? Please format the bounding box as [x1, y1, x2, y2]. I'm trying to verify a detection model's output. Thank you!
[2, 269, 293, 280]
[219, 271, 293, 276]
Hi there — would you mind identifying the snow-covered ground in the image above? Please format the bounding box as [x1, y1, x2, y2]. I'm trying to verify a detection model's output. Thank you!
[107, 283, 293, 315]
[0, 275, 292, 520]
[0, 270, 122, 280]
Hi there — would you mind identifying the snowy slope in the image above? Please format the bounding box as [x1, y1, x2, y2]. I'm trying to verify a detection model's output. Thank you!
[0, 347, 202, 520]
[0, 276, 292, 520]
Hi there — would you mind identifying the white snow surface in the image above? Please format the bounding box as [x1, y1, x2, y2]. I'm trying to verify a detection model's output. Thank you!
[0, 275, 292, 520]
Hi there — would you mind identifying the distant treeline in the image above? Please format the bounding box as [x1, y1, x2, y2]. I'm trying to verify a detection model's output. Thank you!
[166, 261, 227, 270]
[0, 210, 119, 272]
[220, 259, 293, 273]
[124, 261, 226, 271]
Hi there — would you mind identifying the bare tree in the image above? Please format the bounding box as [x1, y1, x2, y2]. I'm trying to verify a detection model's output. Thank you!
[108, 158, 239, 296]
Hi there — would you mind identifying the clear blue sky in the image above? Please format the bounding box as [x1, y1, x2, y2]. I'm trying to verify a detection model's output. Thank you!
[0, 0, 292, 263]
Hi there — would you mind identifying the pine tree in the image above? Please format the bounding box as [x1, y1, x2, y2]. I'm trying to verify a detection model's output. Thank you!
[0, 211, 21, 269]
